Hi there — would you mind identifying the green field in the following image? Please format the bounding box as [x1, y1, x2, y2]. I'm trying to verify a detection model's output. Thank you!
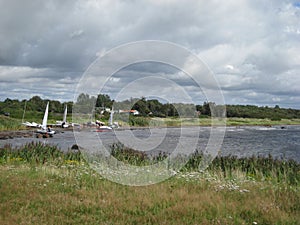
[117, 116, 300, 127]
[0, 143, 299, 224]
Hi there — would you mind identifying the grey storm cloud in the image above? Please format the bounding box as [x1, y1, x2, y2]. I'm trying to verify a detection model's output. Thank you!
[0, 0, 299, 108]
[100, 62, 203, 102]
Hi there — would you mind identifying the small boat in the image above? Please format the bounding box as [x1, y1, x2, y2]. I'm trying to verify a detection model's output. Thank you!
[21, 101, 41, 128]
[36, 102, 55, 138]
[96, 125, 113, 132]
[95, 108, 118, 132]
[55, 105, 69, 128]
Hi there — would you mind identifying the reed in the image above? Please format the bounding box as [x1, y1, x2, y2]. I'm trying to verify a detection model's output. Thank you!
[110, 142, 169, 166]
[0, 143, 299, 224]
[129, 116, 150, 127]
[1, 142, 298, 186]
[206, 154, 300, 185]
[109, 144, 299, 185]
[0, 115, 24, 131]
[0, 142, 82, 165]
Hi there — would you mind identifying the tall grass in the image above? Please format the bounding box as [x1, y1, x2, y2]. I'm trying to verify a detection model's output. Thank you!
[207, 154, 299, 185]
[0, 115, 24, 131]
[0, 142, 82, 165]
[110, 143, 299, 185]
[0, 143, 299, 224]
[1, 142, 299, 186]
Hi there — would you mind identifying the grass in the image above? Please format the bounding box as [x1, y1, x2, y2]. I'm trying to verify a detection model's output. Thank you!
[226, 118, 300, 126]
[110, 143, 300, 185]
[0, 115, 24, 131]
[0, 143, 299, 224]
[117, 117, 300, 128]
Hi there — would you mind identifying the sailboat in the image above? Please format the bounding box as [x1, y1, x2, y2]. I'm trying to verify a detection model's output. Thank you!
[108, 108, 119, 128]
[96, 115, 113, 131]
[21, 101, 41, 128]
[36, 102, 55, 137]
[96, 108, 118, 132]
[96, 124, 112, 132]
[56, 105, 69, 128]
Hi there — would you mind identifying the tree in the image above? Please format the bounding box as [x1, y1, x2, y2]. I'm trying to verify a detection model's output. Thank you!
[201, 102, 211, 116]
[74, 93, 96, 114]
[28, 96, 45, 111]
[147, 99, 163, 116]
[76, 93, 90, 105]
[132, 97, 150, 116]
[50, 100, 63, 113]
[162, 103, 178, 117]
[96, 94, 113, 108]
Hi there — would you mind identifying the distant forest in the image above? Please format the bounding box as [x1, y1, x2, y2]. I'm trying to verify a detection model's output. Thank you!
[1, 94, 300, 120]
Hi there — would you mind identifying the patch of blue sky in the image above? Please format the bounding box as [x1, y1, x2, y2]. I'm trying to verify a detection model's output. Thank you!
[293, 1, 300, 8]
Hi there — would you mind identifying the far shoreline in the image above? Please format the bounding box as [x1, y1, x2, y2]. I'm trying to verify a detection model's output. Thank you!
[1, 120, 300, 140]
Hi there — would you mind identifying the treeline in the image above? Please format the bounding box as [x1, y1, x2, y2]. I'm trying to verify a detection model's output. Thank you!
[0, 96, 73, 120]
[1, 94, 300, 120]
[91, 94, 300, 119]
[225, 104, 300, 120]
[75, 93, 189, 117]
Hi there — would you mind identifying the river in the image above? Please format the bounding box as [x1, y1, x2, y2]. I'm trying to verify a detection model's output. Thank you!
[1, 125, 300, 162]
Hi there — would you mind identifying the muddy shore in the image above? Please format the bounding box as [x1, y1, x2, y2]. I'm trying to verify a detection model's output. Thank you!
[0, 127, 75, 140]
[0, 130, 35, 140]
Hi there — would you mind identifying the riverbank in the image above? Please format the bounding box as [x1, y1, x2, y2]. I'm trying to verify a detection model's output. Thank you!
[0, 119, 299, 141]
[0, 126, 73, 140]
[146, 117, 300, 127]
[0, 130, 34, 140]
[0, 144, 299, 224]
[1, 114, 300, 132]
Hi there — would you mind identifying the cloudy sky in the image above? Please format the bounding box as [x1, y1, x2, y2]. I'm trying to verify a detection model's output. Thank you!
[0, 0, 299, 108]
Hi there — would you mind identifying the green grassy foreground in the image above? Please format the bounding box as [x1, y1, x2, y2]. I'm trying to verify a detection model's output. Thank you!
[0, 143, 299, 224]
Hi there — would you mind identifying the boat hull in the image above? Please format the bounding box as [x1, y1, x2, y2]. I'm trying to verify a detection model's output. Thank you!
[96, 126, 113, 132]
